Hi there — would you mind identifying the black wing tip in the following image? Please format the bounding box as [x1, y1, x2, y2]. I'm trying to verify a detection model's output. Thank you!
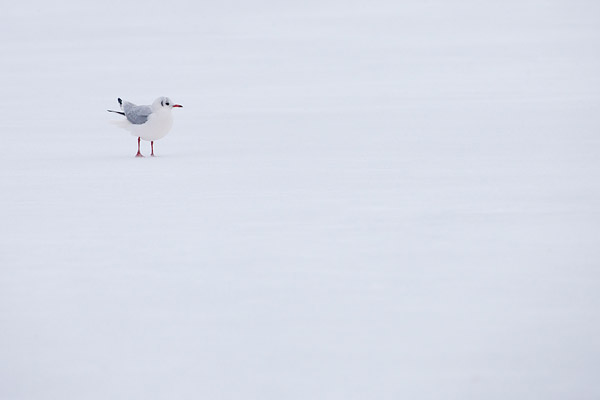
[107, 109, 125, 116]
[118, 98, 122, 105]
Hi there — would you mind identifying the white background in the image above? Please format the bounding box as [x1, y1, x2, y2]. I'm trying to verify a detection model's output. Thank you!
[1, 1, 599, 399]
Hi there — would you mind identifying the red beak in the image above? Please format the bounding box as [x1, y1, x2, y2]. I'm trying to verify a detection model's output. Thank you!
[173, 104, 183, 108]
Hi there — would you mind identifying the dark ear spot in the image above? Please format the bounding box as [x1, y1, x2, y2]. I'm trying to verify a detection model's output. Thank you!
[161, 100, 164, 106]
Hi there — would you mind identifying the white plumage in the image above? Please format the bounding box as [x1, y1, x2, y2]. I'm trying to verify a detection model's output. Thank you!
[108, 96, 182, 157]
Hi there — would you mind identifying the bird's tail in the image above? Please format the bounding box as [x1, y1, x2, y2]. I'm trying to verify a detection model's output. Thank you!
[108, 99, 133, 132]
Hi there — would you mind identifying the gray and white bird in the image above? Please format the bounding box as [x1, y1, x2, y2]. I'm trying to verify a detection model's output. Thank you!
[108, 97, 182, 157]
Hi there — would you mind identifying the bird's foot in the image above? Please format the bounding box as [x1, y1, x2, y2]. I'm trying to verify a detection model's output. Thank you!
[135, 152, 144, 158]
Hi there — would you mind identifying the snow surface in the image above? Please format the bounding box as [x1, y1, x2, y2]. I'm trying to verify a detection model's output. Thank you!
[1, 1, 600, 399]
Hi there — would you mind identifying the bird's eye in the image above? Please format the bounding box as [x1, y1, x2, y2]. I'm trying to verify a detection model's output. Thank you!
[166, 102, 170, 106]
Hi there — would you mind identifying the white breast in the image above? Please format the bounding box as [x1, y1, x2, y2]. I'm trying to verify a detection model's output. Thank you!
[129, 110, 174, 141]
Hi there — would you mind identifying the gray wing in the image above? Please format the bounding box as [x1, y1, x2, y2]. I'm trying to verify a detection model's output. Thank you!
[121, 101, 152, 125]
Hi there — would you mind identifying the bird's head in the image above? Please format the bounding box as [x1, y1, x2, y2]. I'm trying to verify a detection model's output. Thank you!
[153, 96, 183, 111]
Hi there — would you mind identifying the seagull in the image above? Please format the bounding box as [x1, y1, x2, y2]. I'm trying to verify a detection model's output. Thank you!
[108, 97, 182, 157]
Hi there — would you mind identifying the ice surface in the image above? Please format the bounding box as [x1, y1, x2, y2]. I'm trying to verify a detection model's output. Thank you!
[1, 1, 600, 399]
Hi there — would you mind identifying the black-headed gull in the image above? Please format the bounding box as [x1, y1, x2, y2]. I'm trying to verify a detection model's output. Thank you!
[108, 97, 182, 157]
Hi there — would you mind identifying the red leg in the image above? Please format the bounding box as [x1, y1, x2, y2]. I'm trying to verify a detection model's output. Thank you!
[136, 137, 143, 157]
[151, 141, 155, 157]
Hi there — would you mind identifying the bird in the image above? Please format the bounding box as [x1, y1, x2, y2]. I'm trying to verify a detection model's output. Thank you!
[108, 97, 182, 157]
